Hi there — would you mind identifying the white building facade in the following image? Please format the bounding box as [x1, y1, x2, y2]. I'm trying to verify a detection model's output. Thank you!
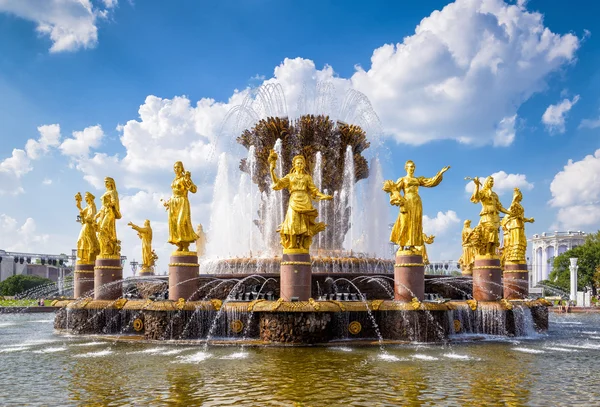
[529, 231, 587, 287]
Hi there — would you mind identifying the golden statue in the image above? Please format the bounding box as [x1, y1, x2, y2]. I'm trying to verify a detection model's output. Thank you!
[459, 219, 475, 274]
[196, 224, 207, 258]
[75, 192, 100, 264]
[268, 150, 333, 253]
[128, 220, 156, 272]
[95, 177, 121, 257]
[502, 188, 534, 264]
[417, 233, 435, 265]
[164, 161, 198, 253]
[383, 160, 450, 252]
[467, 176, 509, 256]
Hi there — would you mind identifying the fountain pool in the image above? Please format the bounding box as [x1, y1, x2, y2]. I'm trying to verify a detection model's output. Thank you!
[2, 312, 600, 406]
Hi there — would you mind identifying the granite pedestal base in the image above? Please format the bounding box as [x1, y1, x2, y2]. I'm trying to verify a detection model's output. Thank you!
[94, 257, 123, 300]
[168, 252, 199, 301]
[74, 263, 94, 298]
[503, 262, 529, 299]
[394, 252, 424, 301]
[473, 256, 503, 301]
[280, 253, 311, 301]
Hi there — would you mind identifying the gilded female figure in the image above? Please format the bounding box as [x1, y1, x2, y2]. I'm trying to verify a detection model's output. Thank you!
[458, 219, 475, 274]
[268, 151, 333, 253]
[128, 220, 154, 269]
[503, 188, 534, 264]
[95, 177, 121, 257]
[75, 192, 100, 264]
[383, 160, 449, 250]
[469, 176, 509, 256]
[165, 161, 198, 252]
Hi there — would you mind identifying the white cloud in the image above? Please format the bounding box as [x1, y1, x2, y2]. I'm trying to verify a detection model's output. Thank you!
[542, 95, 580, 133]
[59, 125, 104, 157]
[423, 210, 461, 236]
[579, 111, 600, 130]
[25, 124, 61, 159]
[42, 178, 53, 185]
[549, 150, 600, 231]
[350, 0, 579, 146]
[0, 149, 31, 177]
[0, 215, 49, 252]
[464, 170, 534, 195]
[0, 0, 117, 53]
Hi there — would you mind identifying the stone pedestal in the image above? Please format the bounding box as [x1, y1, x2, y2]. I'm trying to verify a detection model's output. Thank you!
[472, 256, 503, 301]
[74, 263, 94, 298]
[394, 252, 424, 302]
[94, 257, 123, 300]
[138, 267, 155, 277]
[503, 262, 529, 299]
[280, 253, 312, 301]
[168, 252, 199, 301]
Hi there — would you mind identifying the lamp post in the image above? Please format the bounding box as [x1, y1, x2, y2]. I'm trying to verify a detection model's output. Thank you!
[569, 257, 578, 303]
[130, 259, 139, 277]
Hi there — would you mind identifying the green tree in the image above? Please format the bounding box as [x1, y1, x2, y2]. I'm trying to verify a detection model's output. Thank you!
[549, 231, 600, 295]
[0, 275, 54, 297]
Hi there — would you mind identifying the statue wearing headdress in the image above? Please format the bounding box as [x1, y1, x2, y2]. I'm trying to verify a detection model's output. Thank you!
[95, 177, 122, 257]
[75, 191, 100, 264]
[468, 176, 509, 256]
[164, 161, 198, 253]
[128, 220, 156, 273]
[268, 150, 333, 253]
[459, 220, 475, 274]
[502, 188, 534, 264]
[383, 160, 450, 252]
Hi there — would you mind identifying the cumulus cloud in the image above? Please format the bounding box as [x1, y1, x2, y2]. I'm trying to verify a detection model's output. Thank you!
[423, 210, 461, 236]
[25, 124, 62, 159]
[0, 215, 49, 252]
[59, 125, 104, 157]
[464, 170, 533, 195]
[549, 150, 600, 229]
[0, 0, 117, 53]
[542, 95, 580, 133]
[350, 0, 579, 146]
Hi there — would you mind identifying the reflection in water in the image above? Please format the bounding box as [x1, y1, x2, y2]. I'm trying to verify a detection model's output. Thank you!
[0, 313, 599, 406]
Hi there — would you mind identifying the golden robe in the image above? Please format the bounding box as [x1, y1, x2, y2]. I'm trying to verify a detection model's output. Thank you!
[470, 186, 504, 249]
[77, 205, 99, 263]
[505, 201, 528, 263]
[272, 172, 325, 249]
[390, 172, 445, 247]
[168, 176, 198, 247]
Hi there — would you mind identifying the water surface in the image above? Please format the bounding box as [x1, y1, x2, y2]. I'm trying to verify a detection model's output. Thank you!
[1, 312, 599, 406]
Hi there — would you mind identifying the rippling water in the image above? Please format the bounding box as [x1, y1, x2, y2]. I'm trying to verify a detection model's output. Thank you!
[1, 312, 599, 406]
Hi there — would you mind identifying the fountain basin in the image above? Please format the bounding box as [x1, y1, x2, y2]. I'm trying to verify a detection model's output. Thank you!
[53, 299, 550, 344]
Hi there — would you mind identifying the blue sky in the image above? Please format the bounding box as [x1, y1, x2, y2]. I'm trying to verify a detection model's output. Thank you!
[0, 0, 599, 273]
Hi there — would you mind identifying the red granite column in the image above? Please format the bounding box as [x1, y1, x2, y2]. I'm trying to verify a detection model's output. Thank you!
[394, 252, 424, 301]
[472, 255, 503, 301]
[168, 252, 199, 301]
[503, 262, 529, 299]
[74, 263, 94, 298]
[280, 253, 311, 301]
[94, 256, 123, 300]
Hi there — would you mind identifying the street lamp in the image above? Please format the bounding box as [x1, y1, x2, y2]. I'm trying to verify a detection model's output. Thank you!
[130, 259, 139, 277]
[569, 257, 578, 302]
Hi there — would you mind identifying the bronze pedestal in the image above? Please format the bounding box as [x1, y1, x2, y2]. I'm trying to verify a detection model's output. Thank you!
[168, 252, 199, 301]
[394, 252, 424, 302]
[280, 253, 312, 301]
[74, 263, 94, 298]
[503, 262, 529, 299]
[94, 257, 123, 300]
[472, 256, 503, 301]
